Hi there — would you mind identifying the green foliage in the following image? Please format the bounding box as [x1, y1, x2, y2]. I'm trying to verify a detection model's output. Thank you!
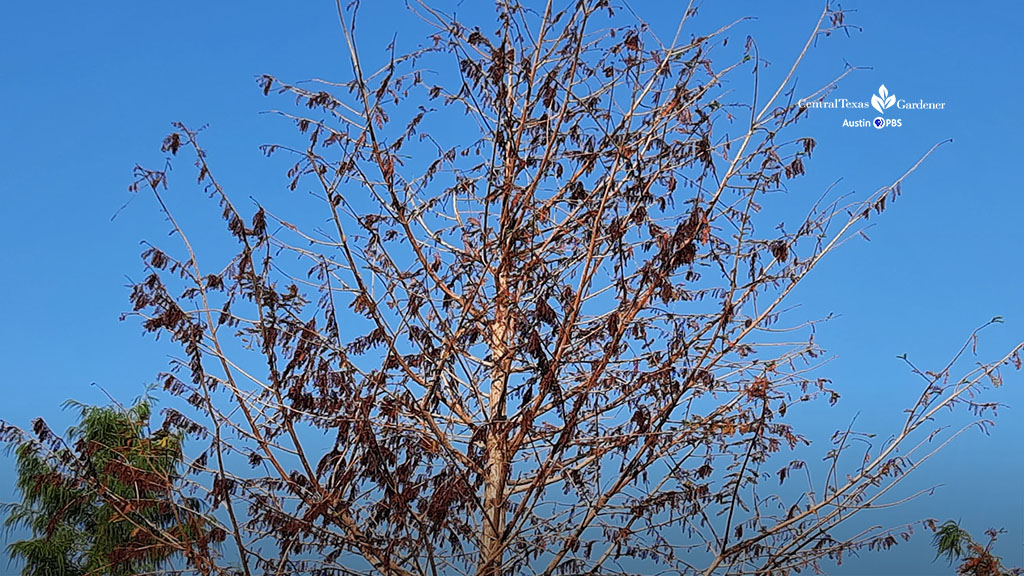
[1, 398, 220, 576]
[932, 520, 1022, 576]
[934, 520, 972, 565]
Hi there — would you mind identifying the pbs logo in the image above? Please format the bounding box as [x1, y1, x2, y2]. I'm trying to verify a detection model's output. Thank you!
[873, 117, 902, 130]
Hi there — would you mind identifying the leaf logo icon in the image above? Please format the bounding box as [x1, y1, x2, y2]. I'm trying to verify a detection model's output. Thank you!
[871, 85, 896, 114]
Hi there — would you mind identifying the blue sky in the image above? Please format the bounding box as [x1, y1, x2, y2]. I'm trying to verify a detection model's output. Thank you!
[1, 1, 1021, 574]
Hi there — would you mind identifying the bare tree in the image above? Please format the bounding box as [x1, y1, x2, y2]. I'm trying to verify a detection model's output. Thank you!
[106, 1, 1021, 575]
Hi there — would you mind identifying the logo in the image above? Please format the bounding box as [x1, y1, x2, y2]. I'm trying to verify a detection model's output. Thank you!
[871, 85, 896, 114]
[798, 82, 945, 130]
[872, 117, 902, 129]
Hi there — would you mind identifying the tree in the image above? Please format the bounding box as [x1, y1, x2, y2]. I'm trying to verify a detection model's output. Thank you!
[113, 1, 1021, 575]
[0, 398, 223, 576]
[932, 520, 1022, 576]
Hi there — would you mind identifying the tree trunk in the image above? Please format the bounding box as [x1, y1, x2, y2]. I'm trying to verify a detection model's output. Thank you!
[480, 262, 512, 576]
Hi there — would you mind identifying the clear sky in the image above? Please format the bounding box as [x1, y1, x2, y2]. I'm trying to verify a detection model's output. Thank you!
[1, 1, 1021, 574]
